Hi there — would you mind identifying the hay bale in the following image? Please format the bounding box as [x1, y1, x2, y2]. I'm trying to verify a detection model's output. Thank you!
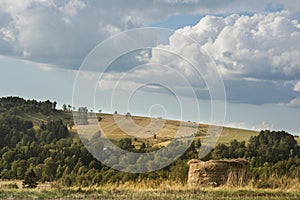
[187, 159, 249, 187]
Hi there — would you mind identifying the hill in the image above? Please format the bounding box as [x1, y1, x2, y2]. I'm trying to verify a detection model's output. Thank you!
[95, 114, 259, 147]
[0, 96, 74, 127]
[0, 96, 300, 190]
[0, 96, 259, 146]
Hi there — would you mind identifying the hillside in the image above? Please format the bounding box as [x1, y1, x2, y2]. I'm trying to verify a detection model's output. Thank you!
[1, 96, 259, 146]
[0, 96, 73, 126]
[95, 114, 259, 147]
[0, 96, 300, 190]
[24, 109, 259, 146]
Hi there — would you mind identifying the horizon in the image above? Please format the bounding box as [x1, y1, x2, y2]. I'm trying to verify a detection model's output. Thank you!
[1, 95, 298, 136]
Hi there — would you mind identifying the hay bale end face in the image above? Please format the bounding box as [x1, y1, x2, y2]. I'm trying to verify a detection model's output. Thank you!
[187, 159, 249, 187]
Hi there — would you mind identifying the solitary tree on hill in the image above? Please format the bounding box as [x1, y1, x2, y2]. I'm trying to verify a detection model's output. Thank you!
[62, 104, 67, 111]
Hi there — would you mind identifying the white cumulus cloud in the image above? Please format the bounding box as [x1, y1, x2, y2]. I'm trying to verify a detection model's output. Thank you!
[153, 11, 300, 81]
[148, 11, 300, 105]
[1, 1, 300, 107]
[0, 1, 300, 70]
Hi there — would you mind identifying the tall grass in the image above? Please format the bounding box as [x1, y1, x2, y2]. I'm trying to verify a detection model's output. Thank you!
[1, 185, 300, 200]
[1, 178, 300, 199]
[226, 167, 248, 187]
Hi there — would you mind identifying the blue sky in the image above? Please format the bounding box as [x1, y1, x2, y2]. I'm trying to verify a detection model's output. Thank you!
[151, 14, 204, 30]
[1, 0, 300, 134]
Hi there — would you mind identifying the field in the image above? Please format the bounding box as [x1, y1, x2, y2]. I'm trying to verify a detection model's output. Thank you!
[24, 111, 259, 143]
[1, 178, 300, 200]
[77, 114, 259, 147]
[23, 111, 300, 147]
[22, 111, 271, 148]
[1, 185, 300, 200]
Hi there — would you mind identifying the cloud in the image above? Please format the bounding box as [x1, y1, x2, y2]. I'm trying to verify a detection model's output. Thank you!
[1, 1, 300, 107]
[226, 121, 275, 131]
[294, 81, 300, 92]
[287, 98, 300, 108]
[155, 11, 300, 81]
[91, 11, 300, 106]
[225, 122, 248, 129]
[224, 79, 297, 105]
[0, 1, 151, 69]
[253, 121, 274, 130]
[0, 1, 300, 70]
[97, 60, 205, 100]
[147, 11, 300, 105]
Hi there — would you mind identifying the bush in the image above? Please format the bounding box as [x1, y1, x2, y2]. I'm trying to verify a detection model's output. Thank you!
[22, 170, 38, 189]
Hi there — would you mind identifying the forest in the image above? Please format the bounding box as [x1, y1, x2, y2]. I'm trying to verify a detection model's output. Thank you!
[0, 96, 300, 189]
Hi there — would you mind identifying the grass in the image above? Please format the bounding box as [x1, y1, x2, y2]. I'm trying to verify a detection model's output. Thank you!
[97, 114, 259, 147]
[21, 109, 259, 145]
[18, 110, 262, 146]
[216, 127, 259, 144]
[21, 111, 300, 147]
[1, 186, 300, 200]
[1, 179, 300, 200]
[94, 114, 259, 145]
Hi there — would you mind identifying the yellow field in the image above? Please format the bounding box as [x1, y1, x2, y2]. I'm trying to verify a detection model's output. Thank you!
[26, 111, 300, 146]
[74, 114, 259, 148]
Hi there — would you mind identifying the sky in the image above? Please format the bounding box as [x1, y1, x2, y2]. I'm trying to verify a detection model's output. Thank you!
[1, 0, 300, 134]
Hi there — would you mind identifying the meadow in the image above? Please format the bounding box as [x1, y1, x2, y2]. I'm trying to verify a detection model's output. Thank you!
[77, 113, 260, 147]
[1, 182, 300, 200]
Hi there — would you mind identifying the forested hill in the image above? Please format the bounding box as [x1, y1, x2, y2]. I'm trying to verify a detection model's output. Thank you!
[0, 96, 73, 127]
[0, 97, 103, 185]
[0, 96, 300, 188]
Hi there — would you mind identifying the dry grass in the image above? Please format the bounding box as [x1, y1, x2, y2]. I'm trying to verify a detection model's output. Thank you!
[92, 114, 260, 147]
[22, 111, 262, 146]
[22, 111, 300, 147]
[217, 127, 259, 144]
[1, 179, 300, 200]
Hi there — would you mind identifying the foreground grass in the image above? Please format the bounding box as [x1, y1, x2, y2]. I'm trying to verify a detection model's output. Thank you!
[1, 187, 300, 200]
